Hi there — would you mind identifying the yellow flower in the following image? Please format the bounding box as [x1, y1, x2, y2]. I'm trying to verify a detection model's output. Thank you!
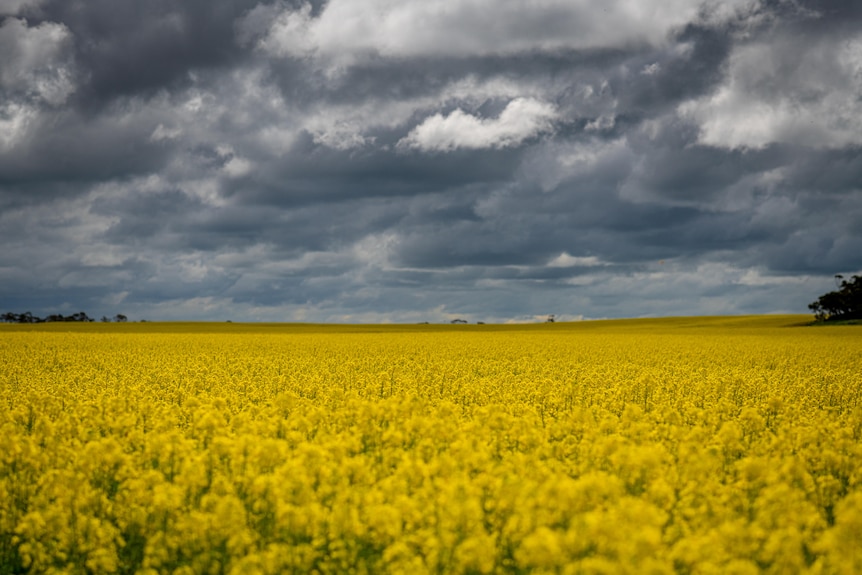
[0, 316, 859, 574]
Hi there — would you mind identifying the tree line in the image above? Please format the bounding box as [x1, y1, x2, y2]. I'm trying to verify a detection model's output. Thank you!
[1, 311, 128, 323]
[3, 277, 858, 324]
[808, 275, 861, 322]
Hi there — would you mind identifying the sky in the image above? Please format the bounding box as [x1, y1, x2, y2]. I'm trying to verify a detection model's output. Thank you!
[1, 0, 861, 323]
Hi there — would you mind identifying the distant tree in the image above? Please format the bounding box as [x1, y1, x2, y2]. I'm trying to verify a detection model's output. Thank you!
[809, 275, 862, 321]
[101, 316, 110, 322]
[114, 314, 128, 323]
[3, 310, 99, 323]
[546, 314, 555, 323]
[44, 312, 91, 322]
[450, 319, 468, 324]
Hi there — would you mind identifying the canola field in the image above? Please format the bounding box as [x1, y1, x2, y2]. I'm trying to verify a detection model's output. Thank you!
[1, 315, 861, 575]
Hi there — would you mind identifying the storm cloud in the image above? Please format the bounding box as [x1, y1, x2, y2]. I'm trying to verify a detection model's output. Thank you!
[1, 0, 860, 322]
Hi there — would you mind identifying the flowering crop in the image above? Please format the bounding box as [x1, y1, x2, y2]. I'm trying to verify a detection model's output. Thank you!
[1, 316, 861, 574]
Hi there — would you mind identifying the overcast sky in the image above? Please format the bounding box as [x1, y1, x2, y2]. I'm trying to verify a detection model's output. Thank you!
[1, 0, 860, 322]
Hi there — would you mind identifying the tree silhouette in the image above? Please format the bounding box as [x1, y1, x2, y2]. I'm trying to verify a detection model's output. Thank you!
[808, 275, 862, 321]
[1, 311, 113, 323]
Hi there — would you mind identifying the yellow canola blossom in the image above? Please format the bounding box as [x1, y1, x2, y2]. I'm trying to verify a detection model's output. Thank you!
[1, 316, 861, 574]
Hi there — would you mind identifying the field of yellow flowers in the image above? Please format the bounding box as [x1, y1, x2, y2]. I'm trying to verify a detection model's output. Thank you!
[1, 315, 861, 574]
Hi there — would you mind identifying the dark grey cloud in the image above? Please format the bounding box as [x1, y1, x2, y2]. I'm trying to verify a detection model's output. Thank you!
[1, 0, 860, 322]
[31, 0, 263, 105]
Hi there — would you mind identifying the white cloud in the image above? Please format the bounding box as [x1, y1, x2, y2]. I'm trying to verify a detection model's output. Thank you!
[308, 120, 374, 150]
[641, 62, 661, 76]
[150, 124, 182, 142]
[222, 156, 253, 178]
[736, 268, 812, 287]
[585, 115, 616, 132]
[398, 97, 556, 152]
[679, 34, 862, 149]
[251, 0, 742, 70]
[0, 18, 76, 105]
[212, 145, 254, 178]
[0, 101, 37, 151]
[295, 74, 544, 150]
[548, 253, 603, 268]
[515, 137, 631, 193]
[352, 232, 399, 268]
[257, 2, 316, 58]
